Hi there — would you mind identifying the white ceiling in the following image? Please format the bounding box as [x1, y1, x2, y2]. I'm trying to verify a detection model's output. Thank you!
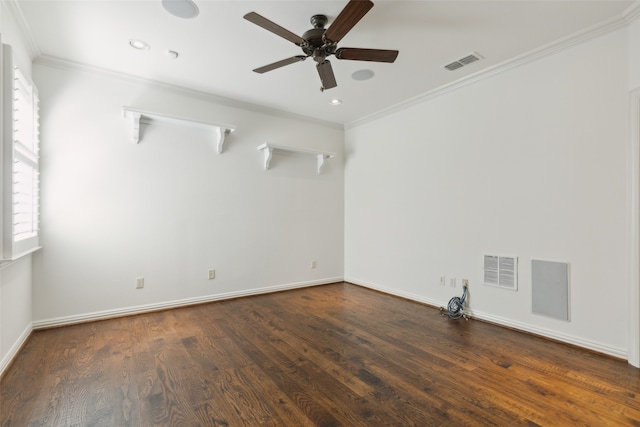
[13, 0, 634, 125]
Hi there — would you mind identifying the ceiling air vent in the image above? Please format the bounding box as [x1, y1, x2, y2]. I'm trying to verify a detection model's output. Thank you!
[444, 52, 482, 71]
[444, 61, 464, 71]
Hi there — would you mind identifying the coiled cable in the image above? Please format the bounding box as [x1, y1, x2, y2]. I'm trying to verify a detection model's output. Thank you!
[446, 285, 468, 319]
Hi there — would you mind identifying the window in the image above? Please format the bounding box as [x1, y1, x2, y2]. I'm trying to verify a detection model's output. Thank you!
[2, 43, 41, 260]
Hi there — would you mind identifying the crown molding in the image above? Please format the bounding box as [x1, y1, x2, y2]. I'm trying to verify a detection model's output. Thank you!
[1, 0, 41, 58]
[33, 54, 343, 130]
[624, 1, 640, 23]
[345, 8, 633, 130]
[9, 0, 341, 130]
[11, 0, 638, 133]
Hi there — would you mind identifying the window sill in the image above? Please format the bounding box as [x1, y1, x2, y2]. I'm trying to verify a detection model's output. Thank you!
[0, 246, 42, 270]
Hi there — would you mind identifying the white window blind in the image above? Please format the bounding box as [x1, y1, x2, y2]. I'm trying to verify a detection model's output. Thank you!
[12, 67, 40, 241]
[2, 43, 41, 260]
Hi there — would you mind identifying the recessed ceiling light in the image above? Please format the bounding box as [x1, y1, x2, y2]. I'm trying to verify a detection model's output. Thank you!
[162, 0, 199, 19]
[129, 39, 150, 50]
[330, 99, 342, 106]
[352, 69, 375, 81]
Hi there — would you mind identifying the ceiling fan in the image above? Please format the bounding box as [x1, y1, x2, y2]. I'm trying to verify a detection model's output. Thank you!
[243, 0, 399, 91]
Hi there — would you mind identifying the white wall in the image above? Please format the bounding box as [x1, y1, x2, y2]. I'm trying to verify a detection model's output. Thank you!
[31, 64, 344, 324]
[628, 9, 640, 366]
[0, 3, 32, 75]
[0, 2, 35, 374]
[345, 28, 630, 357]
[0, 257, 32, 372]
[630, 16, 640, 91]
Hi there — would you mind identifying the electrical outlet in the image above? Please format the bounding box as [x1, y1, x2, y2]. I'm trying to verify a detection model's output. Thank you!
[462, 279, 469, 288]
[208, 269, 215, 280]
[449, 277, 456, 288]
[311, 260, 317, 269]
[136, 277, 144, 289]
[440, 275, 445, 286]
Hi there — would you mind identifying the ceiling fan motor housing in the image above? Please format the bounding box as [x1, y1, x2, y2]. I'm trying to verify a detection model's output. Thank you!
[302, 15, 337, 62]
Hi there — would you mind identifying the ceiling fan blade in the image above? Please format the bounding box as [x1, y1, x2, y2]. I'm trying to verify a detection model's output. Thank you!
[317, 60, 337, 90]
[335, 47, 399, 63]
[253, 56, 307, 74]
[244, 12, 306, 46]
[323, 0, 374, 44]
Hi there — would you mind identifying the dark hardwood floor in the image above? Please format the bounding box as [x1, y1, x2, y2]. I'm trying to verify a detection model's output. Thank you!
[1, 282, 639, 426]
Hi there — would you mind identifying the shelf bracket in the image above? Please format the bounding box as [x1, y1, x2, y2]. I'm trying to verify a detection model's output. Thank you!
[126, 111, 142, 144]
[215, 127, 232, 154]
[262, 145, 274, 170]
[317, 154, 330, 174]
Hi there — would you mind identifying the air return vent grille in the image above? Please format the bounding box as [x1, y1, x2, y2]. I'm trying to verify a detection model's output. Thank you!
[531, 260, 570, 321]
[444, 61, 464, 71]
[444, 52, 482, 71]
[483, 254, 518, 290]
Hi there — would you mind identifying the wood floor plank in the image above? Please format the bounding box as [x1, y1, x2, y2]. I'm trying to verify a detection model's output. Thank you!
[2, 282, 640, 426]
[215, 315, 358, 426]
[277, 301, 513, 424]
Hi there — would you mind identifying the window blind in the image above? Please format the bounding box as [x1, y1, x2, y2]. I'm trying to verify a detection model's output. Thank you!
[2, 42, 41, 260]
[11, 67, 40, 241]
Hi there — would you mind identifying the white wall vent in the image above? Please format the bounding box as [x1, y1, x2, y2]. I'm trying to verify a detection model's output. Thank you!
[483, 254, 518, 290]
[444, 52, 482, 71]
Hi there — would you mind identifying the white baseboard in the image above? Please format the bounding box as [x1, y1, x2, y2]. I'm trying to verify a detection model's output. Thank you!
[0, 323, 32, 377]
[345, 276, 444, 308]
[467, 309, 627, 360]
[346, 276, 628, 361]
[32, 277, 344, 330]
[12, 275, 627, 375]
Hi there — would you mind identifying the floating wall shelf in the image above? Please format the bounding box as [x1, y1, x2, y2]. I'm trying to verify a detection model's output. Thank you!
[121, 106, 236, 153]
[257, 143, 336, 174]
